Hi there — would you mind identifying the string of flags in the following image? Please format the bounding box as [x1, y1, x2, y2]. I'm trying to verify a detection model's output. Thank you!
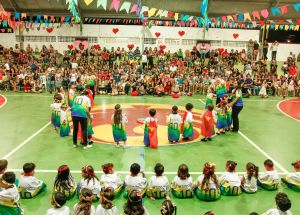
[0, 1, 300, 31]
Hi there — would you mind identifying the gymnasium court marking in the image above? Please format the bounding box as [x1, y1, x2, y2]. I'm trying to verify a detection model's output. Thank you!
[199, 98, 289, 174]
[277, 98, 300, 123]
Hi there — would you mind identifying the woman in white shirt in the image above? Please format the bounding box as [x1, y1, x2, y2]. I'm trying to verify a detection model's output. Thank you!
[219, 160, 241, 196]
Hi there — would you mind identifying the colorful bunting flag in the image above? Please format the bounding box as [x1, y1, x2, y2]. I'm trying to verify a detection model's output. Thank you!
[293, 3, 300, 12]
[97, 0, 107, 9]
[271, 7, 281, 16]
[130, 4, 138, 13]
[148, 8, 157, 17]
[84, 0, 93, 6]
[280, 6, 288, 15]
[119, 1, 131, 13]
[110, 0, 121, 12]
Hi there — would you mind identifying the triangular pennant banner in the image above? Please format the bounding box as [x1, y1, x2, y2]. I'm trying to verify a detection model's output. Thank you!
[174, 13, 179, 21]
[148, 8, 157, 17]
[244, 12, 251, 21]
[110, 0, 121, 12]
[260, 9, 269, 19]
[271, 7, 281, 16]
[252, 11, 260, 20]
[294, 25, 299, 31]
[161, 10, 168, 18]
[84, 0, 93, 6]
[280, 5, 288, 14]
[119, 1, 131, 13]
[97, 0, 107, 9]
[130, 4, 138, 13]
[294, 3, 300, 12]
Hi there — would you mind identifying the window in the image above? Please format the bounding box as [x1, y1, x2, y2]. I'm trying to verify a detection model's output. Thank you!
[57, 36, 97, 43]
[23, 36, 56, 42]
[100, 37, 140, 45]
[144, 38, 156, 45]
[165, 39, 180, 45]
[223, 41, 247, 47]
[210, 40, 222, 47]
[182, 39, 197, 46]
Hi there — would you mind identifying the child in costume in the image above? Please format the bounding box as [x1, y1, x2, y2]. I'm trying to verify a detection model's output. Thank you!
[100, 163, 123, 198]
[59, 103, 70, 137]
[181, 103, 194, 141]
[216, 100, 227, 135]
[18, 163, 47, 199]
[54, 165, 77, 200]
[68, 84, 76, 108]
[46, 192, 70, 215]
[96, 188, 119, 215]
[205, 88, 214, 108]
[147, 163, 170, 200]
[201, 104, 214, 142]
[281, 160, 300, 192]
[78, 165, 101, 201]
[258, 159, 279, 191]
[226, 105, 233, 131]
[50, 94, 62, 131]
[0, 172, 23, 215]
[166, 106, 182, 143]
[171, 164, 194, 198]
[73, 188, 95, 215]
[124, 163, 147, 197]
[85, 85, 95, 107]
[58, 87, 65, 102]
[241, 162, 259, 193]
[194, 162, 220, 201]
[144, 108, 158, 149]
[112, 104, 128, 148]
[160, 200, 177, 215]
[219, 160, 241, 196]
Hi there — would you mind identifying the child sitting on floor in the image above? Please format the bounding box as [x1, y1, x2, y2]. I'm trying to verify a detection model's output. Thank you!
[19, 162, 47, 199]
[160, 200, 177, 215]
[281, 160, 300, 192]
[124, 190, 147, 215]
[258, 159, 279, 191]
[96, 188, 119, 215]
[147, 163, 170, 199]
[262, 192, 292, 215]
[73, 188, 95, 215]
[241, 162, 259, 193]
[0, 172, 23, 215]
[219, 160, 241, 196]
[171, 164, 194, 198]
[78, 165, 101, 201]
[100, 163, 123, 198]
[124, 163, 147, 197]
[46, 192, 70, 215]
[54, 165, 77, 200]
[194, 162, 220, 201]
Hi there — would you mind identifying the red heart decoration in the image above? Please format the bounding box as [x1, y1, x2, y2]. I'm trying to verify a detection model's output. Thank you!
[159, 45, 166, 50]
[112, 28, 119, 34]
[178, 31, 185, 37]
[46, 28, 53, 33]
[93, 44, 100, 50]
[67, 45, 73, 50]
[127, 44, 134, 49]
[218, 48, 224, 53]
[233, 33, 239, 39]
[155, 32, 161, 38]
[193, 46, 197, 51]
[296, 18, 300, 25]
[1, 29, 5, 33]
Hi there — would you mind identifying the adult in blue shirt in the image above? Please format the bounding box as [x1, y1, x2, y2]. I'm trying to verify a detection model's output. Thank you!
[229, 81, 243, 132]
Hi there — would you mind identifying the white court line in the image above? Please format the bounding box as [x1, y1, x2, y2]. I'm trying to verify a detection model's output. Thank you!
[277, 100, 300, 123]
[3, 122, 51, 159]
[0, 95, 7, 108]
[199, 99, 289, 174]
[238, 131, 288, 174]
[8, 169, 287, 175]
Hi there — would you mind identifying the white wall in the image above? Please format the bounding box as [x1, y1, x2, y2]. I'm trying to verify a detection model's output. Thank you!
[0, 24, 298, 61]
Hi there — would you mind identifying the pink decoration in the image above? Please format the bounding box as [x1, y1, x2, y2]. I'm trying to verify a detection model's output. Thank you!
[110, 0, 121, 12]
[260, 9, 269, 19]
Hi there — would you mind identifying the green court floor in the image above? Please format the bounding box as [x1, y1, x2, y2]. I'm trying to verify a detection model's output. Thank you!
[0, 93, 299, 215]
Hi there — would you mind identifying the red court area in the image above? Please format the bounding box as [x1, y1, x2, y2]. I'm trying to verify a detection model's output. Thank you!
[278, 98, 300, 122]
[0, 95, 6, 108]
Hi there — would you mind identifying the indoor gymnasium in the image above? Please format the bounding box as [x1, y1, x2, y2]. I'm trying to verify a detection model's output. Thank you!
[0, 0, 300, 215]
